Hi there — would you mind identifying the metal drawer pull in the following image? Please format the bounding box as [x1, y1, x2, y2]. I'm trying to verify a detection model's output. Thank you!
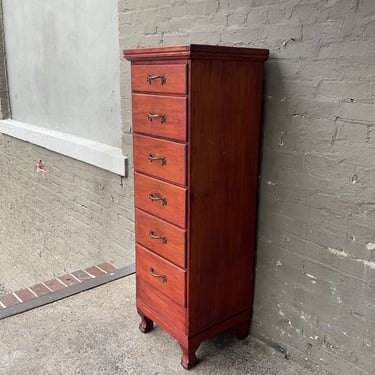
[147, 112, 167, 124]
[149, 267, 167, 283]
[147, 74, 166, 85]
[148, 193, 167, 206]
[148, 154, 167, 166]
[149, 230, 168, 244]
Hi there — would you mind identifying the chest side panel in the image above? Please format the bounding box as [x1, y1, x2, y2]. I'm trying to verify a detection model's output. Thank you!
[187, 58, 265, 334]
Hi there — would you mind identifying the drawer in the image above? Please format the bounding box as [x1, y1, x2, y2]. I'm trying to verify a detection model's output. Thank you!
[136, 278, 186, 334]
[135, 173, 187, 228]
[131, 64, 187, 94]
[136, 244, 186, 306]
[135, 209, 186, 268]
[132, 94, 187, 141]
[133, 134, 187, 185]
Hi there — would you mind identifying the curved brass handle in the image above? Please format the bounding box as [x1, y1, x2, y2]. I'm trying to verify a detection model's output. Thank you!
[149, 230, 167, 244]
[148, 154, 167, 166]
[147, 74, 166, 85]
[147, 112, 167, 124]
[148, 193, 167, 206]
[149, 267, 167, 283]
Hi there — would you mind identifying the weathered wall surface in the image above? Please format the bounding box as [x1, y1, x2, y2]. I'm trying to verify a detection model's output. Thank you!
[0, 0, 374, 373]
[0, 0, 134, 291]
[3, 0, 123, 147]
[0, 1, 9, 120]
[0, 135, 134, 290]
[117, 1, 375, 374]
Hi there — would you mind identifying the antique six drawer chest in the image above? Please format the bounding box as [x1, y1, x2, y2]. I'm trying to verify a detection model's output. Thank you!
[124, 44, 269, 369]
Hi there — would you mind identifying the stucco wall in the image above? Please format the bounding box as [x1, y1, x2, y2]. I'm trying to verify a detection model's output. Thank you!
[2, 0, 122, 148]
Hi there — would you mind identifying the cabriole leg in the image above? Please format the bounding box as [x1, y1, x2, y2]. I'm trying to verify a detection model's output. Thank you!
[179, 342, 200, 370]
[138, 312, 154, 333]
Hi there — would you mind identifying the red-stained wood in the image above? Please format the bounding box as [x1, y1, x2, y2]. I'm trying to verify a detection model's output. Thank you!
[179, 343, 199, 370]
[130, 64, 187, 94]
[133, 134, 187, 185]
[134, 172, 187, 228]
[132, 93, 187, 141]
[135, 208, 186, 268]
[138, 313, 154, 333]
[124, 44, 269, 62]
[125, 44, 268, 369]
[136, 277, 187, 334]
[136, 244, 186, 306]
[188, 58, 264, 334]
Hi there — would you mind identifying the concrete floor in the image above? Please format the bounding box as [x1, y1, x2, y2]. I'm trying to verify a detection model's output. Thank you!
[0, 275, 329, 375]
[0, 284, 10, 297]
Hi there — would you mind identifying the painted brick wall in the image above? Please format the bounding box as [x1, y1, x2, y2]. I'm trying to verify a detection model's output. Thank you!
[117, 1, 375, 374]
[0, 0, 134, 291]
[0, 0, 374, 373]
[0, 134, 135, 290]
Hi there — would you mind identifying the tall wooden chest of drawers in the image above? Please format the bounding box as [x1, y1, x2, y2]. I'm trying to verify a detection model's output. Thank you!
[124, 44, 269, 369]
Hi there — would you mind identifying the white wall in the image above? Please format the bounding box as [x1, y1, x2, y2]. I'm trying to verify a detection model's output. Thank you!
[3, 0, 122, 148]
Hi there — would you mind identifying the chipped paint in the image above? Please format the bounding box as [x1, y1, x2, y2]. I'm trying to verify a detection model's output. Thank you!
[328, 246, 375, 269]
[304, 273, 317, 283]
[328, 247, 349, 257]
[357, 258, 375, 269]
[365, 242, 375, 251]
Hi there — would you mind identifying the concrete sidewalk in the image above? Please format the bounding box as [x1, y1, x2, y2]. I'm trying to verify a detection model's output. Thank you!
[0, 275, 328, 375]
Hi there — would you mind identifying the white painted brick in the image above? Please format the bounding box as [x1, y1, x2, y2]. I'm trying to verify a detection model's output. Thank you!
[317, 80, 370, 100]
[337, 121, 369, 142]
[272, 40, 317, 59]
[359, 0, 375, 14]
[319, 41, 369, 58]
[300, 60, 342, 79]
[264, 24, 302, 42]
[186, 1, 219, 16]
[303, 20, 343, 40]
[342, 102, 375, 123]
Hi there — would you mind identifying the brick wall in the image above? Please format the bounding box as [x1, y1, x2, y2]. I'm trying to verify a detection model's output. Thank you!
[0, 0, 374, 373]
[0, 0, 134, 291]
[0, 135, 135, 290]
[117, 1, 375, 374]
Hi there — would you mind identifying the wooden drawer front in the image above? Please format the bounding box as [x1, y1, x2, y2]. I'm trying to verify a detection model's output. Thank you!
[133, 134, 187, 185]
[136, 244, 186, 306]
[135, 209, 186, 268]
[137, 278, 186, 334]
[135, 173, 187, 228]
[131, 64, 187, 94]
[132, 94, 187, 141]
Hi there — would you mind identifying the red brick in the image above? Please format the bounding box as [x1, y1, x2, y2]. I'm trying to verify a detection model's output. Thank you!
[30, 283, 51, 297]
[71, 269, 92, 282]
[44, 278, 66, 291]
[85, 266, 105, 277]
[58, 274, 80, 286]
[97, 262, 117, 273]
[0, 293, 20, 307]
[15, 288, 36, 302]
